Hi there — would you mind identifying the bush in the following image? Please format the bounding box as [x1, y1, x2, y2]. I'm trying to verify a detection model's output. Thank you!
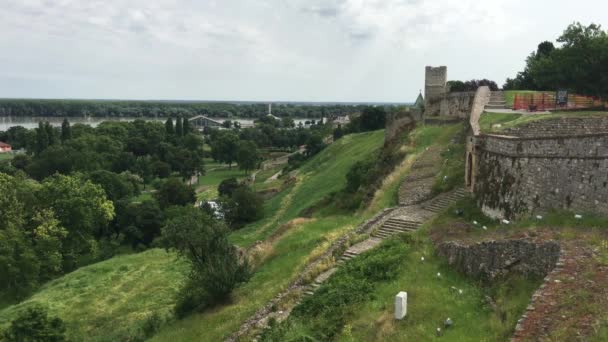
[220, 186, 264, 228]
[2, 305, 66, 342]
[161, 207, 250, 317]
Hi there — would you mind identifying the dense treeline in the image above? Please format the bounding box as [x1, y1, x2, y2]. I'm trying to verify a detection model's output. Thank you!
[503, 22, 608, 99]
[0, 99, 373, 119]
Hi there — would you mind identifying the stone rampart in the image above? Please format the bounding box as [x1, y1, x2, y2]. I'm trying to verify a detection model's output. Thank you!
[437, 239, 560, 281]
[469, 132, 608, 219]
[504, 117, 608, 137]
[384, 108, 419, 145]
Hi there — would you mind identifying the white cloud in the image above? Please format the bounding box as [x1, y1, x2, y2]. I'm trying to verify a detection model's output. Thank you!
[0, 0, 606, 101]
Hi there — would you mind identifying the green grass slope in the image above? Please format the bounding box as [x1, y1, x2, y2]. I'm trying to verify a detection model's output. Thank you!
[0, 130, 387, 342]
[151, 130, 386, 341]
[0, 249, 187, 341]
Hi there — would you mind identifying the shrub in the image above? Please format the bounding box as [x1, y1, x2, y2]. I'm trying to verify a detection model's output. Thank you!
[161, 207, 250, 317]
[2, 305, 66, 342]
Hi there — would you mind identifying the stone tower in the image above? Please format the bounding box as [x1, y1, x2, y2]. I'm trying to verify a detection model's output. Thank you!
[424, 66, 447, 116]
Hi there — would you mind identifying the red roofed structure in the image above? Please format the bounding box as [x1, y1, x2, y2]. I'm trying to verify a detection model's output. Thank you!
[0, 141, 12, 153]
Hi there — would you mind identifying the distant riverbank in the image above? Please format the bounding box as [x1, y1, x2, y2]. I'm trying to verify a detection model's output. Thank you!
[0, 116, 314, 131]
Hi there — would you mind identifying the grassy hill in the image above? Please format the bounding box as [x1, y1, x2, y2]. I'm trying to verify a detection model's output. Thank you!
[0, 130, 388, 341]
[0, 249, 187, 341]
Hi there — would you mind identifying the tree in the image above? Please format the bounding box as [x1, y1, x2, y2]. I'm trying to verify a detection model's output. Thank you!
[504, 23, 608, 97]
[87, 170, 137, 201]
[161, 207, 249, 317]
[175, 117, 184, 137]
[2, 305, 66, 342]
[218, 178, 240, 197]
[359, 106, 386, 132]
[236, 140, 259, 174]
[222, 120, 232, 129]
[60, 118, 72, 142]
[220, 186, 263, 228]
[333, 124, 344, 141]
[182, 117, 191, 135]
[305, 132, 325, 157]
[281, 117, 295, 128]
[154, 178, 196, 209]
[165, 117, 174, 136]
[37, 174, 115, 269]
[211, 131, 239, 168]
[116, 200, 163, 247]
[35, 122, 48, 155]
[44, 122, 57, 147]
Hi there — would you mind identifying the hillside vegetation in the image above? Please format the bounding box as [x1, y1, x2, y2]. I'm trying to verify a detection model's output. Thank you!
[0, 249, 187, 341]
[0, 130, 387, 341]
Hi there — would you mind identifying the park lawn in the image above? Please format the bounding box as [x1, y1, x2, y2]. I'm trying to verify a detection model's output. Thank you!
[0, 249, 188, 342]
[0, 153, 13, 161]
[196, 166, 246, 201]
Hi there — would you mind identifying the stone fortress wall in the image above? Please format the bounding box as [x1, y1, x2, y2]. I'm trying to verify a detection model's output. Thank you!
[424, 66, 477, 118]
[467, 117, 608, 219]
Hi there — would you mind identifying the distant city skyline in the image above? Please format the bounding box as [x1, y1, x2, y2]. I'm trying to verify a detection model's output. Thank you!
[1, 0, 607, 102]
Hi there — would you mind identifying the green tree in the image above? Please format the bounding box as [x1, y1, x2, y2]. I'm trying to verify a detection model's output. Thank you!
[35, 122, 48, 155]
[236, 140, 259, 174]
[2, 305, 66, 342]
[60, 118, 72, 142]
[87, 170, 137, 201]
[175, 117, 184, 137]
[218, 178, 240, 197]
[165, 117, 174, 136]
[154, 178, 196, 209]
[161, 207, 249, 317]
[182, 117, 191, 135]
[333, 124, 344, 141]
[44, 122, 57, 147]
[37, 174, 115, 269]
[220, 186, 263, 228]
[305, 132, 325, 157]
[211, 131, 239, 168]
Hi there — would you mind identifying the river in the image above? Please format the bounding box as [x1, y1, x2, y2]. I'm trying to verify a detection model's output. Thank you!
[0, 117, 314, 131]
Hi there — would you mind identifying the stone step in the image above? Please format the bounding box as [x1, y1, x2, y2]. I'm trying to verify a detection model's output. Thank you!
[372, 231, 394, 238]
[406, 172, 436, 182]
[384, 218, 422, 225]
[411, 162, 438, 170]
[377, 227, 416, 235]
[382, 225, 419, 232]
[382, 223, 419, 231]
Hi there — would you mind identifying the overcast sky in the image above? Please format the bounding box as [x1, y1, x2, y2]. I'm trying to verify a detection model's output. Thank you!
[1, 0, 606, 102]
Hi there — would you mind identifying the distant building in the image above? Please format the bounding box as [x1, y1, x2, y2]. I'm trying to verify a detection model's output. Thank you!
[0, 141, 11, 153]
[333, 115, 350, 126]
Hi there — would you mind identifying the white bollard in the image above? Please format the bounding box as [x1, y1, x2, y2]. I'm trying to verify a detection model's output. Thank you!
[395, 292, 408, 320]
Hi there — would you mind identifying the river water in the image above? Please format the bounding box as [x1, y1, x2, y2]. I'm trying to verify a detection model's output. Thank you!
[0, 117, 313, 131]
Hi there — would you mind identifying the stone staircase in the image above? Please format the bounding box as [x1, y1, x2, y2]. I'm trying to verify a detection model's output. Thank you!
[485, 91, 507, 110]
[421, 188, 467, 213]
[398, 146, 443, 206]
[372, 217, 423, 239]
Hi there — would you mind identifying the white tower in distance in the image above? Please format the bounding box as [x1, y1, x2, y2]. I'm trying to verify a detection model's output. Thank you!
[268, 103, 272, 115]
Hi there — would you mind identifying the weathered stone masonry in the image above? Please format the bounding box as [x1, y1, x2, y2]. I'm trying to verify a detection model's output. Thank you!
[467, 125, 608, 219]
